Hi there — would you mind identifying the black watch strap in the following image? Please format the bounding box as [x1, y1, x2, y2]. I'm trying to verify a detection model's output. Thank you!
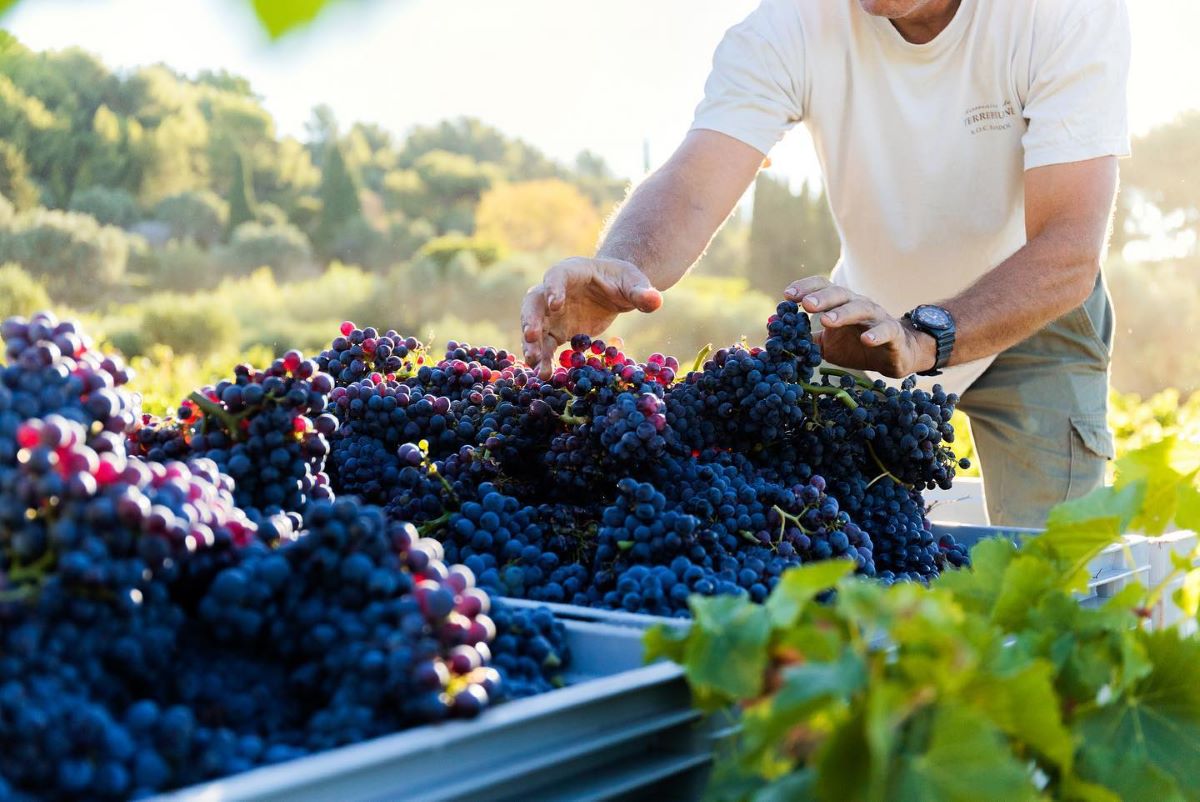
[903, 308, 955, 377]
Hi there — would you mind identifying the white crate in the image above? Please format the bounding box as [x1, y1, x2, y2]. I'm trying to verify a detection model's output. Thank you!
[1146, 530, 1199, 636]
[925, 478, 988, 525]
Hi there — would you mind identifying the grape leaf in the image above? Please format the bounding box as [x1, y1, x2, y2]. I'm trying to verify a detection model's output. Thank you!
[1076, 630, 1200, 799]
[963, 660, 1074, 771]
[1026, 516, 1123, 591]
[642, 622, 688, 665]
[889, 704, 1039, 802]
[764, 559, 854, 628]
[251, 0, 339, 39]
[1114, 437, 1200, 535]
[682, 595, 771, 703]
[1174, 482, 1200, 534]
[933, 535, 1018, 613]
[0, 0, 18, 14]
[1047, 481, 1142, 532]
[751, 770, 816, 802]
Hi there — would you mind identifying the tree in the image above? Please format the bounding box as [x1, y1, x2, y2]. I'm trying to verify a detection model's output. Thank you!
[227, 146, 257, 234]
[1117, 111, 1200, 251]
[475, 179, 602, 254]
[0, 262, 51, 319]
[222, 221, 314, 281]
[314, 139, 361, 249]
[68, 185, 139, 228]
[0, 208, 129, 305]
[748, 174, 840, 296]
[154, 190, 228, 247]
[0, 139, 39, 210]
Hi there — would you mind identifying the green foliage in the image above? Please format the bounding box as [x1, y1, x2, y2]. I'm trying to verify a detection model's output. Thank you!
[0, 261, 50, 318]
[153, 190, 228, 247]
[651, 438, 1200, 802]
[134, 238, 217, 292]
[68, 185, 139, 228]
[226, 147, 258, 234]
[132, 292, 240, 359]
[221, 221, 314, 281]
[254, 201, 288, 227]
[0, 207, 127, 304]
[749, 174, 840, 297]
[314, 139, 361, 249]
[0, 138, 39, 210]
[416, 233, 506, 269]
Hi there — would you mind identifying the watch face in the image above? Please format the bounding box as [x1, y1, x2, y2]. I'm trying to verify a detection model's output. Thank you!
[914, 306, 952, 330]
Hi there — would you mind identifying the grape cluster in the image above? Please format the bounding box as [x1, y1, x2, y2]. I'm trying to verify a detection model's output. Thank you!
[0, 315, 575, 800]
[312, 300, 967, 618]
[130, 352, 338, 520]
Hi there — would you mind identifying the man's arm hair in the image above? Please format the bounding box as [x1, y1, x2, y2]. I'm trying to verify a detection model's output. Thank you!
[940, 156, 1118, 365]
[595, 129, 765, 291]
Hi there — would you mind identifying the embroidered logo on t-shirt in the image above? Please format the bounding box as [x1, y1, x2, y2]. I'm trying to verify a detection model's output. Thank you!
[963, 100, 1016, 135]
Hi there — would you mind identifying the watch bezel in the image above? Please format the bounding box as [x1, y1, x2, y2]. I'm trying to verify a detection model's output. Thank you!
[912, 304, 953, 331]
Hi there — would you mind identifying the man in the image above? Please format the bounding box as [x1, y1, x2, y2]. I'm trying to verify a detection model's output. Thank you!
[520, 0, 1130, 527]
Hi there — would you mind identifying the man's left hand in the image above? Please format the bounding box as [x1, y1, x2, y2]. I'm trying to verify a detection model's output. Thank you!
[784, 277, 937, 378]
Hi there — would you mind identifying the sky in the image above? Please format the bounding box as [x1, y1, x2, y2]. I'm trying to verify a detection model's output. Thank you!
[4, 0, 1200, 189]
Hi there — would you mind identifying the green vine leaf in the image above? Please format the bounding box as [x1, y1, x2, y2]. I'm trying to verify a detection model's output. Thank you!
[889, 705, 1040, 802]
[682, 595, 771, 706]
[251, 0, 341, 39]
[1076, 630, 1200, 799]
[765, 559, 854, 629]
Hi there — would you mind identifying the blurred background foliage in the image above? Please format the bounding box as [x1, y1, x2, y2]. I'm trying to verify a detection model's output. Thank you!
[0, 29, 1196, 463]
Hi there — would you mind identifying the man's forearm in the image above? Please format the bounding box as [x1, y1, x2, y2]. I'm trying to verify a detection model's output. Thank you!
[939, 157, 1118, 367]
[940, 225, 1102, 366]
[595, 130, 763, 291]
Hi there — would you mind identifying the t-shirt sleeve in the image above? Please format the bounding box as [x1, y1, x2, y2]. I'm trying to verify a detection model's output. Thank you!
[1022, 0, 1131, 170]
[689, 0, 806, 157]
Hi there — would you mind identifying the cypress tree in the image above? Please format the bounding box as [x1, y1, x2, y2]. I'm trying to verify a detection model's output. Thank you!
[315, 139, 362, 249]
[227, 147, 257, 236]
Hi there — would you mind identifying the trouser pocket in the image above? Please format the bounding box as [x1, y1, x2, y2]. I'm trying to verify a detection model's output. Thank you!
[1066, 413, 1115, 501]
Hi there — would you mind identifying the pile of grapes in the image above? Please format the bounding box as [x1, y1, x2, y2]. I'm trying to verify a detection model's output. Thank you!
[0, 314, 567, 800]
[0, 300, 970, 799]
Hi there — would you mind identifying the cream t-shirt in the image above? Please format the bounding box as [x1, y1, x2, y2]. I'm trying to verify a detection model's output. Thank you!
[691, 0, 1131, 395]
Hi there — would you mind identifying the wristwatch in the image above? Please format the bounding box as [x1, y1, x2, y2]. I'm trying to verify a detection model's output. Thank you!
[902, 305, 955, 376]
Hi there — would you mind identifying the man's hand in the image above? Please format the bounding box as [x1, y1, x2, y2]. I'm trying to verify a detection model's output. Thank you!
[784, 277, 936, 378]
[522, 257, 663, 378]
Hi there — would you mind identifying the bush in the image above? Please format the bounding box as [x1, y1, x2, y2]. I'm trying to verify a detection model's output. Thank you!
[220, 221, 314, 281]
[324, 214, 387, 271]
[153, 190, 229, 247]
[0, 262, 50, 318]
[137, 293, 240, 358]
[254, 202, 289, 228]
[69, 186, 139, 228]
[0, 139, 39, 211]
[0, 194, 13, 226]
[416, 233, 506, 269]
[0, 208, 128, 305]
[141, 238, 218, 292]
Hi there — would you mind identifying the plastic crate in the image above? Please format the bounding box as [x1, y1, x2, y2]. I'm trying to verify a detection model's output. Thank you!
[157, 620, 712, 802]
[932, 523, 1151, 608]
[1145, 530, 1199, 635]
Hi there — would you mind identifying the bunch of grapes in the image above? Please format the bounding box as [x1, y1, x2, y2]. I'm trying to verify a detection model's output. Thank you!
[130, 352, 338, 520]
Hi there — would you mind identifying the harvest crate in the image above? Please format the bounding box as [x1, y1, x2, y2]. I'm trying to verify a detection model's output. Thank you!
[157, 621, 713, 802]
[1145, 530, 1199, 636]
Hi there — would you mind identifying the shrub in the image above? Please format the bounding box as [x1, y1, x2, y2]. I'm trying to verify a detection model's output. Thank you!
[68, 186, 139, 228]
[142, 238, 218, 292]
[153, 190, 229, 247]
[324, 214, 387, 271]
[0, 194, 13, 226]
[138, 293, 240, 358]
[0, 208, 128, 305]
[221, 221, 314, 281]
[416, 233, 506, 269]
[0, 262, 50, 318]
[254, 202, 288, 228]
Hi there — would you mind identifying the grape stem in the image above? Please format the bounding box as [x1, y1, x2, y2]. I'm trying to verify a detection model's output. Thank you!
[773, 505, 813, 536]
[819, 367, 876, 391]
[690, 343, 713, 376]
[188, 391, 256, 441]
[799, 383, 858, 410]
[8, 549, 55, 582]
[865, 441, 912, 489]
[417, 512, 452, 536]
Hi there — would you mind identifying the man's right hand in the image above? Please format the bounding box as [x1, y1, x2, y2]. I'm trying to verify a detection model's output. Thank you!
[521, 257, 663, 378]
